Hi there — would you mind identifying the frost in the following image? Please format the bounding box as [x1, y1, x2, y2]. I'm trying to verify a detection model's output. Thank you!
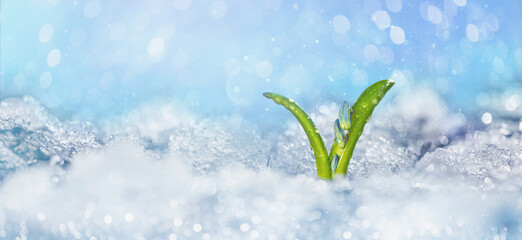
[417, 128, 521, 189]
[1, 0, 521, 237]
[0, 97, 101, 180]
[0, 95, 520, 239]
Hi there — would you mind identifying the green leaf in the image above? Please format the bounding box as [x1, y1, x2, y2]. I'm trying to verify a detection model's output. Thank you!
[334, 79, 395, 177]
[263, 92, 332, 180]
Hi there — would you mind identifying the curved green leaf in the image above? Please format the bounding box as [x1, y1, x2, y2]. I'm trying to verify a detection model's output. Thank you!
[334, 79, 395, 177]
[263, 92, 332, 179]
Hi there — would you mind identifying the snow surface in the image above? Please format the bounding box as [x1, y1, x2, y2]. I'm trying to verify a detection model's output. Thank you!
[0, 91, 520, 239]
[2, 0, 521, 238]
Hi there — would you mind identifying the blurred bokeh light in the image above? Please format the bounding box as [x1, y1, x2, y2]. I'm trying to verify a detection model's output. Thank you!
[2, 0, 521, 121]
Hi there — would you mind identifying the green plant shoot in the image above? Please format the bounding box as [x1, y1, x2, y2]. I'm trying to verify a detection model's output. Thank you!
[262, 92, 332, 179]
[334, 79, 395, 177]
[263, 79, 394, 180]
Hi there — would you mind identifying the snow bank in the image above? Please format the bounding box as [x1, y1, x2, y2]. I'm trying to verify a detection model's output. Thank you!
[0, 94, 520, 239]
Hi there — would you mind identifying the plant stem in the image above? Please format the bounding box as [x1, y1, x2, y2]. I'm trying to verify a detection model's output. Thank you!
[334, 79, 395, 177]
[263, 92, 332, 180]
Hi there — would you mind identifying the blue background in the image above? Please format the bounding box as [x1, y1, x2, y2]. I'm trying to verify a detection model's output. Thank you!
[2, 0, 521, 121]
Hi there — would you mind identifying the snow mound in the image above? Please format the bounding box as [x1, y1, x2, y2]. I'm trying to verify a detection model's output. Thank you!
[0, 96, 520, 239]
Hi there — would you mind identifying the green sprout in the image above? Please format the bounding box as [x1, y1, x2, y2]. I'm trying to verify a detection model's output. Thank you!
[263, 79, 395, 180]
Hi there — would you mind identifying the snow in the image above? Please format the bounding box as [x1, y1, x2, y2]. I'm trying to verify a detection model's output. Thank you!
[0, 92, 520, 239]
[1, 0, 521, 238]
